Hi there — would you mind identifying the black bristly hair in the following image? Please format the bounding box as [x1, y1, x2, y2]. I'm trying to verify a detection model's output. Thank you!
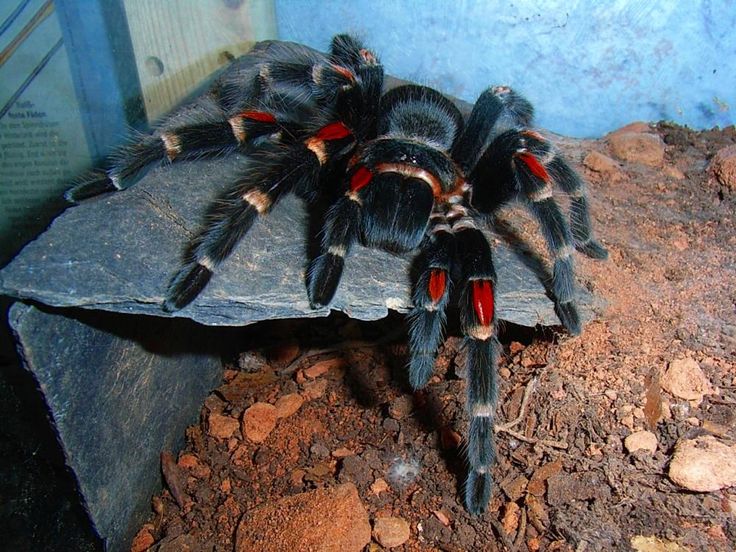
[65, 34, 608, 517]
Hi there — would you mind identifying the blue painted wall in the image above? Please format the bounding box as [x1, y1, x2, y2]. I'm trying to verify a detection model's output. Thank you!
[275, 0, 735, 138]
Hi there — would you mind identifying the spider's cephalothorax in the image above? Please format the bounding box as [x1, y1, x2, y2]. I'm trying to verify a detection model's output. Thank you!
[66, 35, 607, 515]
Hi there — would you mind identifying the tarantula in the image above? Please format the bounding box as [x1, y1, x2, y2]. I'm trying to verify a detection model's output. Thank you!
[66, 35, 606, 514]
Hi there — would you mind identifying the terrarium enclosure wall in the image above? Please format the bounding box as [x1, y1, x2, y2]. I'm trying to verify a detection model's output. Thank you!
[0, 1, 735, 551]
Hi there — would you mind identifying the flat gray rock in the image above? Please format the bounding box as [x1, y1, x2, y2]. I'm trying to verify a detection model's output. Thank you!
[9, 303, 222, 552]
[0, 152, 593, 327]
[0, 153, 595, 327]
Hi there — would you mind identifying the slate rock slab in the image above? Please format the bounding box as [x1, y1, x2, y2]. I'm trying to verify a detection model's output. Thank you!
[9, 303, 223, 552]
[0, 154, 593, 327]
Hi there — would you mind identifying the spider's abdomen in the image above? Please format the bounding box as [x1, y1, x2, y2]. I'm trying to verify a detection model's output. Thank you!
[359, 172, 434, 252]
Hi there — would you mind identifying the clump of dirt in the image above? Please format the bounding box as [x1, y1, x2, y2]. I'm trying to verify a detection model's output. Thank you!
[132, 123, 736, 552]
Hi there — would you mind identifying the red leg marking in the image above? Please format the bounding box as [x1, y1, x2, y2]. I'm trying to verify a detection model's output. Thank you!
[240, 111, 277, 123]
[516, 152, 550, 182]
[316, 122, 352, 141]
[350, 165, 373, 193]
[428, 269, 447, 304]
[472, 280, 494, 326]
[330, 64, 356, 82]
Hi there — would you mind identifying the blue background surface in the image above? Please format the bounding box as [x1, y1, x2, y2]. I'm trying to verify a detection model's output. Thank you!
[275, 0, 735, 137]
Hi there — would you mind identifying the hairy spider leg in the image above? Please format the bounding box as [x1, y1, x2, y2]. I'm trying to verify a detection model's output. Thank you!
[469, 129, 581, 334]
[455, 223, 499, 515]
[65, 110, 286, 203]
[452, 85, 534, 172]
[407, 213, 455, 389]
[164, 122, 355, 311]
[545, 155, 609, 259]
[65, 48, 364, 204]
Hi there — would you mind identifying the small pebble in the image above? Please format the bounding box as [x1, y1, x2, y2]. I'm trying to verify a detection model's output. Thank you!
[208, 413, 240, 440]
[669, 435, 736, 491]
[241, 402, 277, 443]
[304, 357, 344, 379]
[624, 430, 658, 454]
[388, 395, 414, 420]
[274, 393, 304, 418]
[370, 478, 390, 496]
[607, 131, 665, 167]
[130, 524, 155, 552]
[373, 516, 410, 548]
[662, 358, 716, 404]
[302, 378, 329, 400]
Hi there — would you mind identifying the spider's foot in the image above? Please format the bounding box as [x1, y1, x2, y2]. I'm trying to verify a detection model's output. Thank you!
[465, 469, 492, 515]
[408, 352, 435, 390]
[555, 300, 581, 335]
[307, 253, 343, 309]
[576, 238, 608, 260]
[163, 263, 212, 312]
[65, 171, 119, 203]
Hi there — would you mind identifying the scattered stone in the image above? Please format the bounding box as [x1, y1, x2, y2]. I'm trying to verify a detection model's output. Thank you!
[624, 430, 658, 454]
[340, 454, 373, 487]
[500, 474, 528, 502]
[609, 121, 652, 135]
[302, 378, 329, 400]
[432, 509, 450, 527]
[217, 371, 279, 403]
[238, 350, 268, 373]
[208, 413, 240, 440]
[631, 535, 690, 552]
[274, 393, 304, 418]
[370, 478, 390, 496]
[304, 357, 344, 379]
[608, 132, 665, 167]
[388, 395, 414, 420]
[709, 144, 736, 192]
[373, 516, 410, 548]
[662, 358, 716, 404]
[177, 453, 199, 470]
[528, 459, 563, 496]
[130, 524, 155, 552]
[669, 435, 736, 492]
[663, 165, 685, 180]
[241, 402, 277, 443]
[502, 501, 521, 535]
[265, 341, 301, 366]
[547, 471, 611, 506]
[235, 483, 371, 552]
[583, 151, 626, 181]
[332, 447, 354, 458]
[156, 534, 199, 552]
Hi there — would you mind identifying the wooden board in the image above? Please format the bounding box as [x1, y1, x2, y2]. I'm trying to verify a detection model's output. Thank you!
[123, 0, 276, 122]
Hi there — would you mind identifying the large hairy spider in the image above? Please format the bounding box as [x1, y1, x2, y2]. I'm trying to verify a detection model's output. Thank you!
[66, 35, 606, 514]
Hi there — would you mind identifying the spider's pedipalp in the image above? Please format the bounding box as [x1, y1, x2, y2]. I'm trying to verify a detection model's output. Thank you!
[306, 194, 362, 308]
[453, 85, 534, 173]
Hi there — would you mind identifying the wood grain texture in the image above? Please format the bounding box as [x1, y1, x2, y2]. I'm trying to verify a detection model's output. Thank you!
[123, 0, 276, 122]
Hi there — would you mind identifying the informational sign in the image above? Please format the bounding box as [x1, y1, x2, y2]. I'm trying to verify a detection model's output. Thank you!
[0, 1, 91, 265]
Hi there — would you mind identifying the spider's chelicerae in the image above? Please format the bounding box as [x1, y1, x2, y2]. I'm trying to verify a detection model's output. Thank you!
[66, 34, 607, 514]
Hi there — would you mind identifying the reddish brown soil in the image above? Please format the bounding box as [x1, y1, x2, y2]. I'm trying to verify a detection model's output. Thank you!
[132, 124, 736, 552]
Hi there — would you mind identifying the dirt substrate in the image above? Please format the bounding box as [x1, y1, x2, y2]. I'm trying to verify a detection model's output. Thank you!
[131, 123, 736, 552]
